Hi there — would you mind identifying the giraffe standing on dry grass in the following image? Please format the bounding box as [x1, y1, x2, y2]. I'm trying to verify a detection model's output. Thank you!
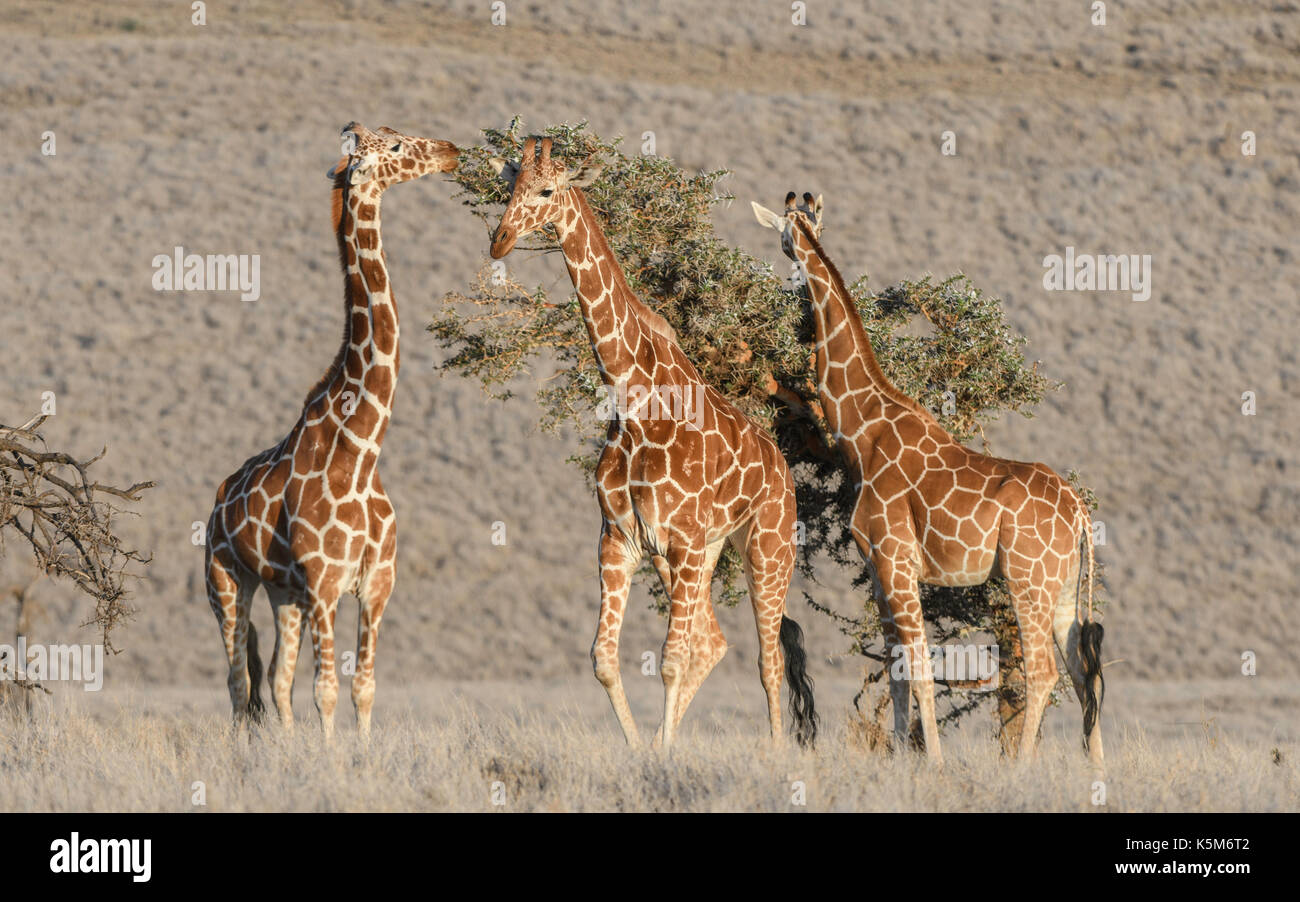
[753, 193, 1104, 766]
[488, 137, 817, 750]
[205, 123, 458, 740]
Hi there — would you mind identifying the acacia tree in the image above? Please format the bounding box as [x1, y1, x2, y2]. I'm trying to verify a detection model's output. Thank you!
[432, 120, 1101, 746]
[0, 413, 152, 711]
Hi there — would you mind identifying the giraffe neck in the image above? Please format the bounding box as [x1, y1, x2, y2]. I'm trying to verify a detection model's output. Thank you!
[305, 179, 400, 448]
[792, 223, 931, 445]
[554, 188, 657, 387]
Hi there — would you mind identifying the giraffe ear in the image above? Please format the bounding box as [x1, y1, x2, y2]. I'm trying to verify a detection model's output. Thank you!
[751, 202, 784, 231]
[813, 194, 824, 231]
[567, 164, 604, 188]
[489, 157, 520, 188]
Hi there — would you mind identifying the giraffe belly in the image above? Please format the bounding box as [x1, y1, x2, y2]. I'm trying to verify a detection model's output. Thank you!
[916, 517, 999, 586]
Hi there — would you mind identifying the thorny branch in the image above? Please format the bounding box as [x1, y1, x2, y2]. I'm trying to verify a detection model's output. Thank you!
[0, 414, 153, 653]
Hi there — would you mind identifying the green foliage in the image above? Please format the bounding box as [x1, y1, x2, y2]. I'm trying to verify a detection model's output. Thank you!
[432, 120, 1101, 727]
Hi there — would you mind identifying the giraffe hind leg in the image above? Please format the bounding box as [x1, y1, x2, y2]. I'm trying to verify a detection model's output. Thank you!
[733, 524, 798, 747]
[1009, 582, 1060, 758]
[207, 548, 262, 725]
[872, 550, 943, 765]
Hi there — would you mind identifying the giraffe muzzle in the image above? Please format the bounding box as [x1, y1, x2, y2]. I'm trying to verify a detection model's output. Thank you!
[489, 225, 516, 259]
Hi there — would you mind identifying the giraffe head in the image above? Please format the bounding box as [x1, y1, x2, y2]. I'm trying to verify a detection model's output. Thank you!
[327, 122, 459, 192]
[751, 191, 824, 260]
[487, 136, 604, 258]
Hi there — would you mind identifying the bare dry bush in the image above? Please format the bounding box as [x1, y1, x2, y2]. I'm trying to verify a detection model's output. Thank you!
[0, 413, 152, 712]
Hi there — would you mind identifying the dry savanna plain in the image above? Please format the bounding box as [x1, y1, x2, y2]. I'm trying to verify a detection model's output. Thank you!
[0, 0, 1298, 811]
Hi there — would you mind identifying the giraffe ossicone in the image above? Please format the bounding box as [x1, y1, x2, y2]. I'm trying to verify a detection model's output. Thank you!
[205, 123, 459, 742]
[489, 136, 818, 750]
[753, 191, 1105, 768]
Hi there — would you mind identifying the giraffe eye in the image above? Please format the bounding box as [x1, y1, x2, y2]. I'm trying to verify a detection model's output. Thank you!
[539, 188, 554, 198]
[390, 142, 401, 153]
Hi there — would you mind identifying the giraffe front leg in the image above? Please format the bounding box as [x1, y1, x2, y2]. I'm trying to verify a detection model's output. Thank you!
[875, 594, 913, 747]
[658, 602, 727, 745]
[873, 550, 943, 766]
[852, 527, 912, 750]
[592, 529, 641, 746]
[304, 573, 343, 741]
[353, 563, 394, 744]
[266, 586, 304, 731]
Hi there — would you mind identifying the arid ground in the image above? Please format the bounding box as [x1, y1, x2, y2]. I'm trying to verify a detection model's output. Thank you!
[1, 0, 1297, 810]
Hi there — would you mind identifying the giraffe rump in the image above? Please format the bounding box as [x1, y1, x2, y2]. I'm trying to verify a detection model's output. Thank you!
[780, 616, 818, 747]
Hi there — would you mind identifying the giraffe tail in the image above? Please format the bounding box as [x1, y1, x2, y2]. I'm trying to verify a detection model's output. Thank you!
[780, 616, 818, 748]
[246, 621, 266, 723]
[1075, 518, 1104, 751]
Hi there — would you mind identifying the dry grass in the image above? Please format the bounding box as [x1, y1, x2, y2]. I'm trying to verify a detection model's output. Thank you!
[1, 691, 1294, 813]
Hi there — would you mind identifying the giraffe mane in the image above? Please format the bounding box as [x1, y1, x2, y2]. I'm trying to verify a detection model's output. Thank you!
[303, 170, 356, 405]
[793, 217, 940, 427]
[633, 299, 677, 343]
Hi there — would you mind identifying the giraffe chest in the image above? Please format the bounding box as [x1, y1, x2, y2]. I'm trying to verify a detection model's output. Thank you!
[221, 458, 394, 592]
[286, 472, 391, 558]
